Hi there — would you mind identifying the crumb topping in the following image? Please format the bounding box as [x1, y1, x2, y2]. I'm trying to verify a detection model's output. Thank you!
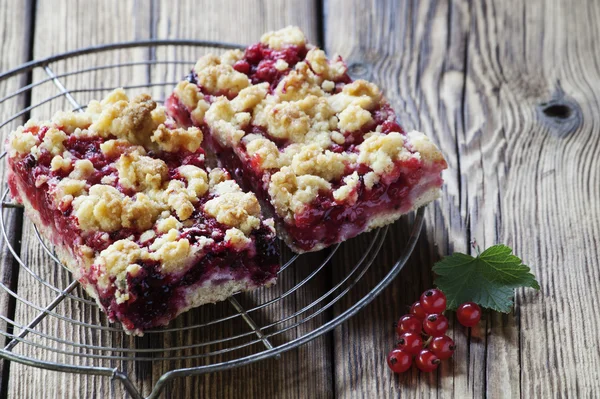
[357, 132, 414, 176]
[116, 150, 168, 191]
[268, 167, 332, 222]
[166, 27, 444, 222]
[151, 124, 204, 153]
[195, 63, 250, 96]
[204, 188, 261, 234]
[305, 48, 347, 81]
[260, 26, 306, 50]
[173, 81, 210, 123]
[224, 227, 251, 250]
[332, 171, 360, 203]
[406, 130, 447, 166]
[205, 97, 251, 146]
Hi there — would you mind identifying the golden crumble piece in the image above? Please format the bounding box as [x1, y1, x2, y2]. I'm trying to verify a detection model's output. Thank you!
[357, 132, 413, 176]
[305, 48, 347, 81]
[220, 49, 244, 66]
[205, 97, 250, 146]
[52, 111, 92, 133]
[72, 185, 126, 232]
[208, 168, 229, 188]
[151, 124, 204, 153]
[52, 178, 87, 206]
[290, 143, 355, 182]
[260, 26, 306, 50]
[8, 127, 39, 155]
[90, 92, 158, 147]
[406, 131, 447, 166]
[99, 139, 144, 158]
[69, 159, 95, 180]
[149, 229, 193, 273]
[116, 151, 168, 191]
[204, 191, 261, 234]
[224, 228, 252, 250]
[231, 83, 269, 112]
[196, 64, 250, 96]
[50, 155, 72, 172]
[337, 104, 373, 132]
[173, 81, 210, 123]
[274, 63, 325, 102]
[244, 134, 281, 170]
[96, 240, 146, 288]
[163, 180, 196, 221]
[253, 100, 310, 142]
[178, 165, 209, 197]
[121, 194, 163, 231]
[268, 167, 332, 220]
[332, 172, 360, 204]
[42, 127, 68, 155]
[156, 216, 182, 234]
[327, 80, 382, 113]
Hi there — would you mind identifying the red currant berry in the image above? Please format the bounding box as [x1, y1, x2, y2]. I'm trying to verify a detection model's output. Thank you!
[430, 335, 456, 360]
[423, 314, 449, 337]
[233, 60, 250, 74]
[415, 349, 440, 372]
[254, 60, 278, 83]
[396, 332, 423, 356]
[457, 302, 482, 327]
[244, 44, 263, 64]
[410, 301, 427, 320]
[387, 349, 412, 373]
[420, 289, 447, 314]
[381, 120, 404, 134]
[396, 314, 422, 335]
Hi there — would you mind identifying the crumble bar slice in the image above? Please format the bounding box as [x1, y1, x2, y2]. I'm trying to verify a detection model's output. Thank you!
[166, 26, 448, 253]
[7, 89, 279, 335]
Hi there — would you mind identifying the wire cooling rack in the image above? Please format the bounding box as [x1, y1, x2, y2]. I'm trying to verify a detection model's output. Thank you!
[0, 40, 424, 398]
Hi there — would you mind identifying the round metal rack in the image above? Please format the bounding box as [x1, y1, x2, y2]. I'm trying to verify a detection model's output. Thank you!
[0, 40, 424, 399]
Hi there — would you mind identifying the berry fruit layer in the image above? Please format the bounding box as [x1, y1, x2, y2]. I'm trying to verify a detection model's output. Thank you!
[166, 26, 448, 253]
[7, 89, 279, 335]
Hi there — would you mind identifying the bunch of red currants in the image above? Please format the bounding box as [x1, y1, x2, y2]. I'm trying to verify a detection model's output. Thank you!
[387, 289, 482, 373]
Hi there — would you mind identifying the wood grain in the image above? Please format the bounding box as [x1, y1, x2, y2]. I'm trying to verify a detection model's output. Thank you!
[0, 0, 36, 395]
[326, 0, 600, 398]
[6, 1, 152, 398]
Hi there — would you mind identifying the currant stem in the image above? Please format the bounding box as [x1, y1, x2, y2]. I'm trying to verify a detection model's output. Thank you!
[470, 239, 481, 256]
[423, 336, 433, 348]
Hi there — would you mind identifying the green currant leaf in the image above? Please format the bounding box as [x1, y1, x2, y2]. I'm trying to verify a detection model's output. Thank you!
[433, 244, 540, 313]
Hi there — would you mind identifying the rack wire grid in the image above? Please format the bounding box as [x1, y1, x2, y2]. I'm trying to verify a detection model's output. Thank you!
[0, 40, 424, 398]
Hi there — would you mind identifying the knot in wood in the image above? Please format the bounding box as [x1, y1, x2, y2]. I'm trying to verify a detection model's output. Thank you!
[537, 99, 581, 136]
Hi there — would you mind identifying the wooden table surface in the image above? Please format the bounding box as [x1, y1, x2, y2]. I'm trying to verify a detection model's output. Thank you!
[0, 0, 599, 397]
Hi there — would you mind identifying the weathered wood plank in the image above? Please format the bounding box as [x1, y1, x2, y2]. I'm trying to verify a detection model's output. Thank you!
[7, 1, 152, 398]
[0, 0, 36, 396]
[326, 0, 600, 398]
[476, 1, 600, 396]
